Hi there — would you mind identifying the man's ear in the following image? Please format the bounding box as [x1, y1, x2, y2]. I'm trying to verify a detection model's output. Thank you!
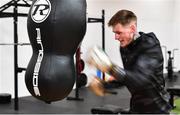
[130, 24, 136, 33]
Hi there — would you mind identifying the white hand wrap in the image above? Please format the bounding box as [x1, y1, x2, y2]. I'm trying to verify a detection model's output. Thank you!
[87, 46, 112, 72]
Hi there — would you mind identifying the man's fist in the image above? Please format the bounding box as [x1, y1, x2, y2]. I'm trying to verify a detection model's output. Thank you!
[87, 46, 112, 72]
[88, 76, 106, 96]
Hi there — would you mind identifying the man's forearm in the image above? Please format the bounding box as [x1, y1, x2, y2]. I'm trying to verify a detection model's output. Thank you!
[109, 65, 126, 82]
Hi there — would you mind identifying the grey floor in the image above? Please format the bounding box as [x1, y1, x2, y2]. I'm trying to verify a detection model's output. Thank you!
[0, 72, 180, 114]
[0, 87, 130, 114]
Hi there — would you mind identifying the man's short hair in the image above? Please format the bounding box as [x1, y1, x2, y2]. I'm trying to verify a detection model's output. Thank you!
[108, 9, 137, 27]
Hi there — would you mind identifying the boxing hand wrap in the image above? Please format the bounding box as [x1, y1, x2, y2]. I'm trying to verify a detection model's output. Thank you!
[87, 46, 113, 72]
[108, 65, 126, 82]
[89, 76, 118, 96]
[88, 76, 106, 96]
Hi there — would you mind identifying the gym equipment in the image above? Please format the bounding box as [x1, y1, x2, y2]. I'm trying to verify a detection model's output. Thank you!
[75, 48, 87, 88]
[162, 46, 180, 109]
[25, 0, 87, 102]
[88, 10, 105, 80]
[166, 49, 179, 80]
[161, 46, 179, 80]
[67, 47, 87, 101]
[0, 0, 33, 110]
[88, 10, 105, 50]
[0, 43, 30, 46]
[78, 73, 87, 88]
[79, 59, 85, 72]
[167, 51, 174, 80]
[0, 93, 11, 104]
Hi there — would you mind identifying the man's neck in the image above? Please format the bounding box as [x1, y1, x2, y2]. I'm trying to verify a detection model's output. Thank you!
[133, 32, 140, 40]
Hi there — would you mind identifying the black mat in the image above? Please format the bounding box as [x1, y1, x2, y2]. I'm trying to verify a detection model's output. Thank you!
[0, 87, 130, 114]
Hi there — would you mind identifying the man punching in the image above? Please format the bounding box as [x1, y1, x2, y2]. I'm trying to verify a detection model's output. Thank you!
[88, 9, 172, 114]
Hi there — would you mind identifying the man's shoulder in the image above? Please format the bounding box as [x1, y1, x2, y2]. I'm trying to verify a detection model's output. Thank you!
[139, 32, 160, 47]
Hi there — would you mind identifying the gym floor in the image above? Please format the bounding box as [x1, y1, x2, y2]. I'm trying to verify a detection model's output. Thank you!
[0, 87, 130, 114]
[0, 72, 180, 114]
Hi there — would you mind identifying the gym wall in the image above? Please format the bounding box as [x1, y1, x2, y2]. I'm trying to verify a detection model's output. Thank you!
[0, 0, 180, 98]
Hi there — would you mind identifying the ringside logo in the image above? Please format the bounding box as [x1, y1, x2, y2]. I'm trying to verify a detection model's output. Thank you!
[31, 0, 51, 23]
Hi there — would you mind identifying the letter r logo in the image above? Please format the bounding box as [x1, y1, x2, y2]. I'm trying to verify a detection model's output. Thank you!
[31, 0, 51, 23]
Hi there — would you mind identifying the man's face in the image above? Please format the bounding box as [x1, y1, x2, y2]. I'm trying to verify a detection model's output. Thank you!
[112, 23, 135, 48]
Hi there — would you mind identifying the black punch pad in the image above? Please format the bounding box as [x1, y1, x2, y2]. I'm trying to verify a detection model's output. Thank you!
[91, 104, 129, 114]
[0, 93, 11, 104]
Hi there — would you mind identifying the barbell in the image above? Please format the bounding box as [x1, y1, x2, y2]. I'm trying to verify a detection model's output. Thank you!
[0, 43, 31, 46]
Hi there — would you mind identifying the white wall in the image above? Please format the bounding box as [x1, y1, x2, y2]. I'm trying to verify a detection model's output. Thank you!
[0, 0, 31, 97]
[172, 0, 180, 71]
[0, 0, 180, 98]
